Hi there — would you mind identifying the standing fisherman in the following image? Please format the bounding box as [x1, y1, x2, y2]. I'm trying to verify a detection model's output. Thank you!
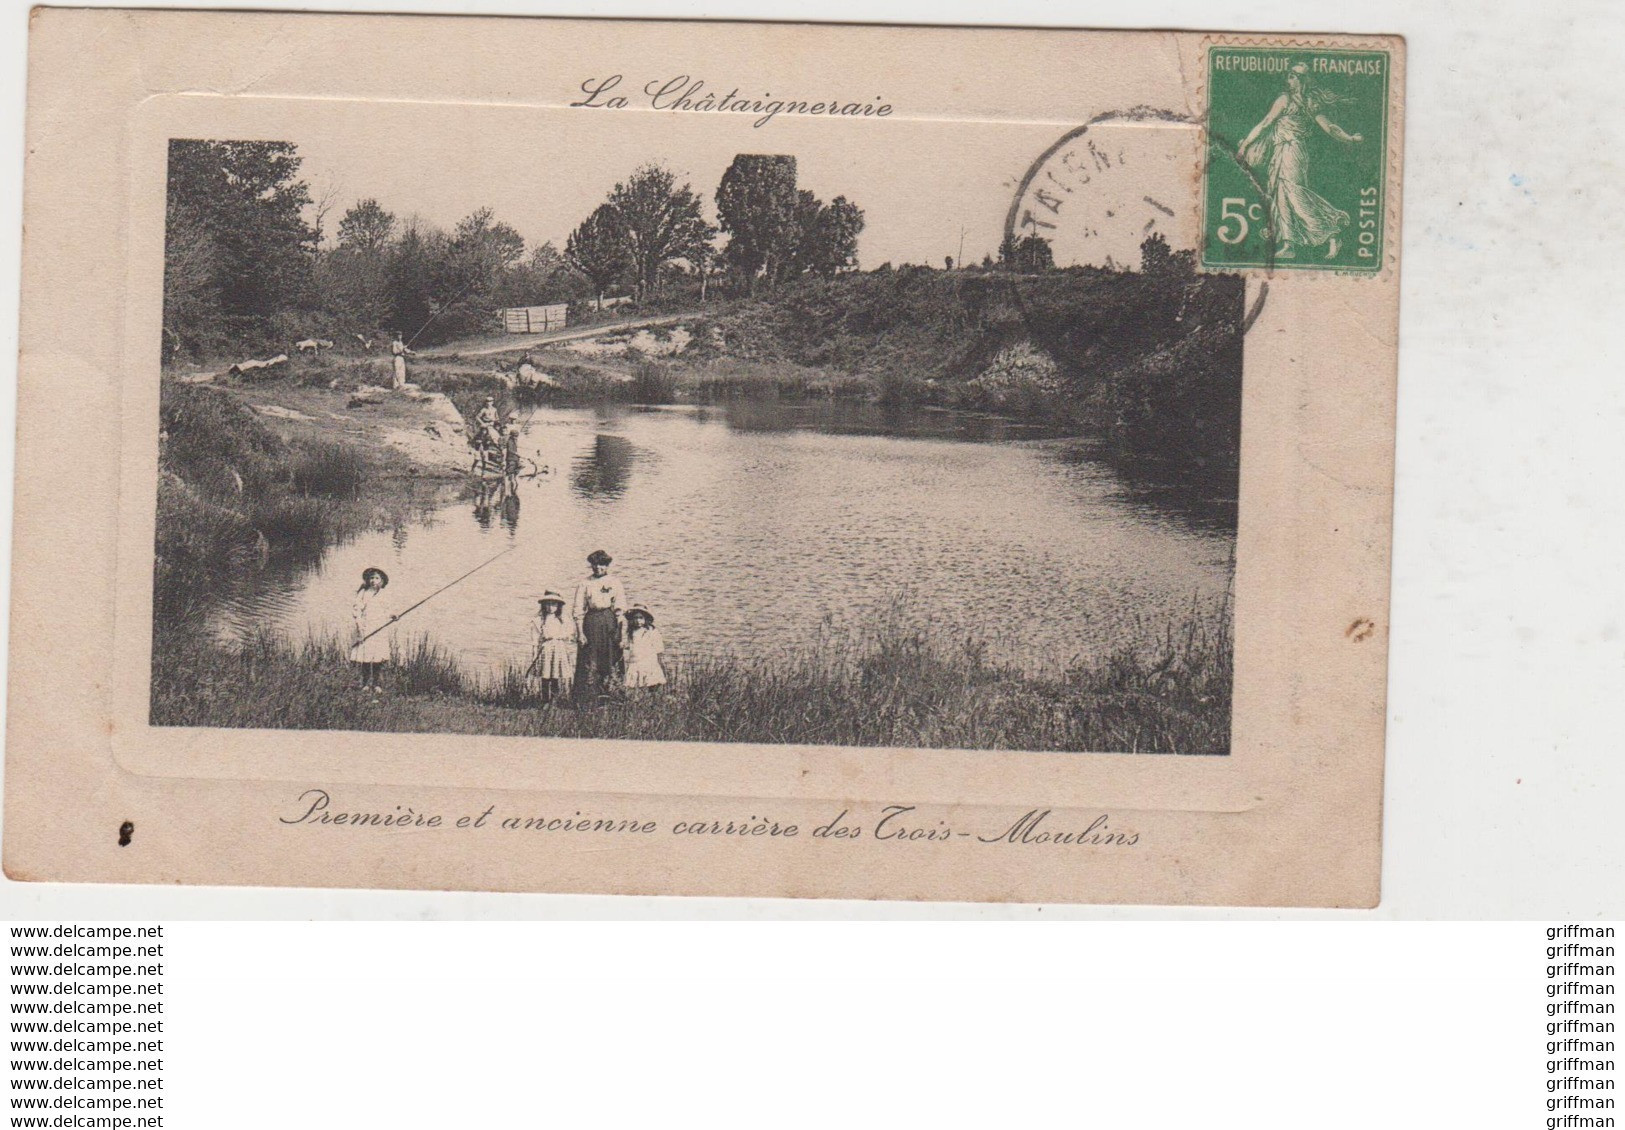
[390, 332, 415, 389]
[475, 396, 503, 451]
[502, 419, 524, 476]
[350, 567, 396, 693]
[572, 549, 626, 702]
[347, 546, 518, 691]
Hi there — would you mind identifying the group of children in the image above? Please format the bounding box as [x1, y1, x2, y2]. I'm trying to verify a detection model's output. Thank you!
[349, 549, 666, 703]
[530, 548, 666, 702]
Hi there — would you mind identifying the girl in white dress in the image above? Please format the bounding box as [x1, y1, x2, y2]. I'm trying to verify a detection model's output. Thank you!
[528, 591, 576, 703]
[621, 605, 666, 691]
[349, 567, 396, 692]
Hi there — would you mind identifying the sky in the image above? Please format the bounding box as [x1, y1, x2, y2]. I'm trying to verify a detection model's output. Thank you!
[267, 97, 1201, 270]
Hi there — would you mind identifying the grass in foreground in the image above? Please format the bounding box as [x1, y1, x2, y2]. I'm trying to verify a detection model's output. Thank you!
[151, 603, 1232, 754]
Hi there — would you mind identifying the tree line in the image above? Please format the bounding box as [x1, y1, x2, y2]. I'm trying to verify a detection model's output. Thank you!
[162, 141, 871, 357]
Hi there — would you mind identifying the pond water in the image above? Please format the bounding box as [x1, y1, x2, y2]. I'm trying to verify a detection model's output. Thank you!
[209, 402, 1236, 679]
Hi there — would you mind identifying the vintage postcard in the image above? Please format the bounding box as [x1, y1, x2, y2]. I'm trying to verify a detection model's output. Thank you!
[4, 11, 1403, 905]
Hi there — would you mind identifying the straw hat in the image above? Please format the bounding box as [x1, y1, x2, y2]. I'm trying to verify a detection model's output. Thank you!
[626, 604, 655, 626]
[361, 567, 389, 587]
[538, 590, 565, 607]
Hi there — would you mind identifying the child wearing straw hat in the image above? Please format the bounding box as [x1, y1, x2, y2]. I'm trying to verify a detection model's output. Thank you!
[350, 567, 396, 693]
[621, 605, 666, 691]
[528, 591, 576, 704]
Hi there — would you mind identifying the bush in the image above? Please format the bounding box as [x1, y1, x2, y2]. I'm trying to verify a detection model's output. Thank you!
[630, 359, 677, 404]
[246, 495, 332, 563]
[392, 636, 469, 698]
[160, 382, 287, 499]
[267, 310, 331, 347]
[154, 378, 386, 620]
[152, 477, 258, 623]
[288, 439, 367, 497]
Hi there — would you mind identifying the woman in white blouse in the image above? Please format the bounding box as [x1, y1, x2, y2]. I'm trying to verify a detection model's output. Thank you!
[571, 549, 626, 701]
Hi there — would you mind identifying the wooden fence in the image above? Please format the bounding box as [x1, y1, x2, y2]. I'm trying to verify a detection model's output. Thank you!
[500, 304, 569, 334]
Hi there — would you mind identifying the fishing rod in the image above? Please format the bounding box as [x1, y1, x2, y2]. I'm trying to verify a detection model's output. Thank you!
[405, 276, 489, 350]
[356, 544, 519, 644]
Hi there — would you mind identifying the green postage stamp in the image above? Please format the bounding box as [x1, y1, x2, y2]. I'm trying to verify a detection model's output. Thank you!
[1202, 45, 1391, 273]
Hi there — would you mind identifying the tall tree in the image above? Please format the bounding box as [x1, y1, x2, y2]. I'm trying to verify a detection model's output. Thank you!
[1139, 230, 1195, 276]
[1000, 232, 1055, 272]
[528, 240, 567, 277]
[452, 207, 525, 276]
[316, 198, 399, 334]
[385, 219, 445, 340]
[310, 176, 341, 249]
[784, 189, 824, 281]
[496, 241, 576, 307]
[337, 198, 397, 254]
[824, 197, 866, 275]
[165, 140, 315, 327]
[783, 192, 866, 280]
[689, 237, 716, 301]
[161, 199, 219, 356]
[444, 206, 526, 327]
[605, 164, 715, 301]
[565, 205, 632, 308]
[715, 154, 798, 293]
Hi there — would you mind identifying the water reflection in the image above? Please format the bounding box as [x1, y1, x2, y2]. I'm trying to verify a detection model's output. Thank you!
[1043, 442, 1239, 534]
[212, 403, 1238, 681]
[571, 433, 642, 501]
[713, 399, 1058, 443]
[470, 474, 524, 536]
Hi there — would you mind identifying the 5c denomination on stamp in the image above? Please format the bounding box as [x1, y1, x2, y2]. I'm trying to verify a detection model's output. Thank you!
[1202, 44, 1391, 273]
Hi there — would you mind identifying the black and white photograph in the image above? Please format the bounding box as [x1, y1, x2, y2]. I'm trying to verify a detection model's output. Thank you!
[12, 12, 1410, 906]
[151, 106, 1241, 754]
[10, 7, 1625, 1118]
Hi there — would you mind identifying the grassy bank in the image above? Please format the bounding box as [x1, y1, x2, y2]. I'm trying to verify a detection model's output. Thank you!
[151, 602, 1232, 754]
[180, 257, 1244, 500]
[689, 265, 1245, 485]
[155, 380, 444, 623]
[412, 264, 1246, 499]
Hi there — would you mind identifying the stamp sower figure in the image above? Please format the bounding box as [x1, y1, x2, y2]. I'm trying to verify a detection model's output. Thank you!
[350, 567, 396, 693]
[1237, 62, 1363, 260]
[528, 591, 576, 704]
[572, 549, 626, 701]
[621, 605, 666, 691]
[390, 332, 414, 389]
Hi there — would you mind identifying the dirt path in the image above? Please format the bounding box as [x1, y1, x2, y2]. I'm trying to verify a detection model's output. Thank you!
[420, 311, 706, 359]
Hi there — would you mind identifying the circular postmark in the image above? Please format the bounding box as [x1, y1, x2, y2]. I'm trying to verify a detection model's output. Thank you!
[1005, 108, 1201, 270]
[997, 107, 1273, 516]
[1003, 106, 1273, 327]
